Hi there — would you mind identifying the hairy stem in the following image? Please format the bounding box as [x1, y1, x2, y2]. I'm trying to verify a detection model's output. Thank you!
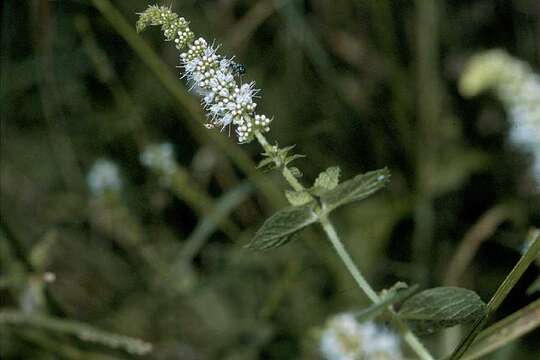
[254, 130, 433, 360]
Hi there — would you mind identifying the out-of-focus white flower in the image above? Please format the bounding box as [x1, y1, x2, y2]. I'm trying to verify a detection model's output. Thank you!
[140, 142, 177, 184]
[460, 49, 540, 184]
[137, 6, 272, 143]
[87, 159, 122, 195]
[320, 313, 402, 360]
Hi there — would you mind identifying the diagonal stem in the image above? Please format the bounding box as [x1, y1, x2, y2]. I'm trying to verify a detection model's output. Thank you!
[320, 214, 434, 360]
[254, 130, 433, 360]
[449, 229, 540, 360]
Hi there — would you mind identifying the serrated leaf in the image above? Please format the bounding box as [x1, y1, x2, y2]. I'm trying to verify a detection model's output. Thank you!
[285, 190, 313, 206]
[320, 168, 390, 212]
[313, 166, 340, 191]
[246, 205, 317, 250]
[399, 287, 487, 335]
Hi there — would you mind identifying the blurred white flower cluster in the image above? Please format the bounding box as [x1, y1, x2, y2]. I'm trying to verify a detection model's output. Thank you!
[320, 313, 402, 360]
[460, 49, 540, 183]
[87, 159, 122, 196]
[137, 6, 272, 143]
[140, 142, 177, 184]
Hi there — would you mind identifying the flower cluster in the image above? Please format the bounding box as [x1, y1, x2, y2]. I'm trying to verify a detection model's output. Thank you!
[460, 49, 540, 184]
[136, 5, 194, 49]
[320, 313, 402, 360]
[137, 6, 272, 143]
[87, 159, 122, 196]
[140, 142, 177, 184]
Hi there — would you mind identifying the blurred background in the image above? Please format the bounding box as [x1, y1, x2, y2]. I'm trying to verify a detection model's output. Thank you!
[1, 0, 539, 359]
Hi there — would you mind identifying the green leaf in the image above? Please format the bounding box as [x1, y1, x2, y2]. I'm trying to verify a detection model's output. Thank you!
[354, 283, 419, 323]
[399, 287, 487, 335]
[312, 166, 340, 194]
[257, 157, 275, 170]
[320, 168, 390, 212]
[246, 205, 317, 250]
[285, 190, 312, 206]
[284, 154, 306, 166]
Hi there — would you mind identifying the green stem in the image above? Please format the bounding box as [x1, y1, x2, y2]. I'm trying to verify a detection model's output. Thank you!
[413, 0, 442, 285]
[319, 215, 379, 302]
[320, 214, 434, 360]
[460, 298, 540, 360]
[449, 229, 540, 360]
[254, 131, 304, 192]
[254, 130, 433, 360]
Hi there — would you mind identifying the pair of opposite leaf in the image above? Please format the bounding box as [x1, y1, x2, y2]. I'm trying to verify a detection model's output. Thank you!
[246, 167, 391, 250]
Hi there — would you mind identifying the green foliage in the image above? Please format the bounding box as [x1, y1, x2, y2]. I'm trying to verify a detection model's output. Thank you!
[245, 204, 317, 250]
[284, 189, 312, 206]
[354, 283, 418, 323]
[312, 166, 341, 194]
[320, 168, 391, 212]
[2, 0, 539, 358]
[257, 144, 306, 172]
[399, 287, 487, 335]
[251, 167, 390, 250]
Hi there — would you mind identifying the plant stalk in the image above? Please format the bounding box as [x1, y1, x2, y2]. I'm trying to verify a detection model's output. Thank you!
[449, 229, 540, 360]
[254, 130, 433, 360]
[320, 214, 434, 360]
[254, 131, 304, 192]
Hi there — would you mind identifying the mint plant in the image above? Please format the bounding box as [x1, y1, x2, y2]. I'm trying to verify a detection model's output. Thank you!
[136, 5, 540, 359]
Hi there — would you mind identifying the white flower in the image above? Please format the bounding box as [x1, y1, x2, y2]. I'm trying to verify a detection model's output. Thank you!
[460, 50, 540, 186]
[87, 159, 122, 195]
[140, 143, 177, 184]
[320, 313, 402, 360]
[179, 38, 271, 143]
[137, 6, 273, 143]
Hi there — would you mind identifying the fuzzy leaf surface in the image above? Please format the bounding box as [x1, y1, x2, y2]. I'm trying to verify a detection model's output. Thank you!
[399, 287, 487, 335]
[246, 205, 317, 250]
[285, 190, 312, 206]
[320, 168, 390, 212]
[313, 166, 341, 193]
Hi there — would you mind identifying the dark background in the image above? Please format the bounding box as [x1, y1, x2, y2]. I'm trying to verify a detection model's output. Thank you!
[1, 0, 539, 359]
